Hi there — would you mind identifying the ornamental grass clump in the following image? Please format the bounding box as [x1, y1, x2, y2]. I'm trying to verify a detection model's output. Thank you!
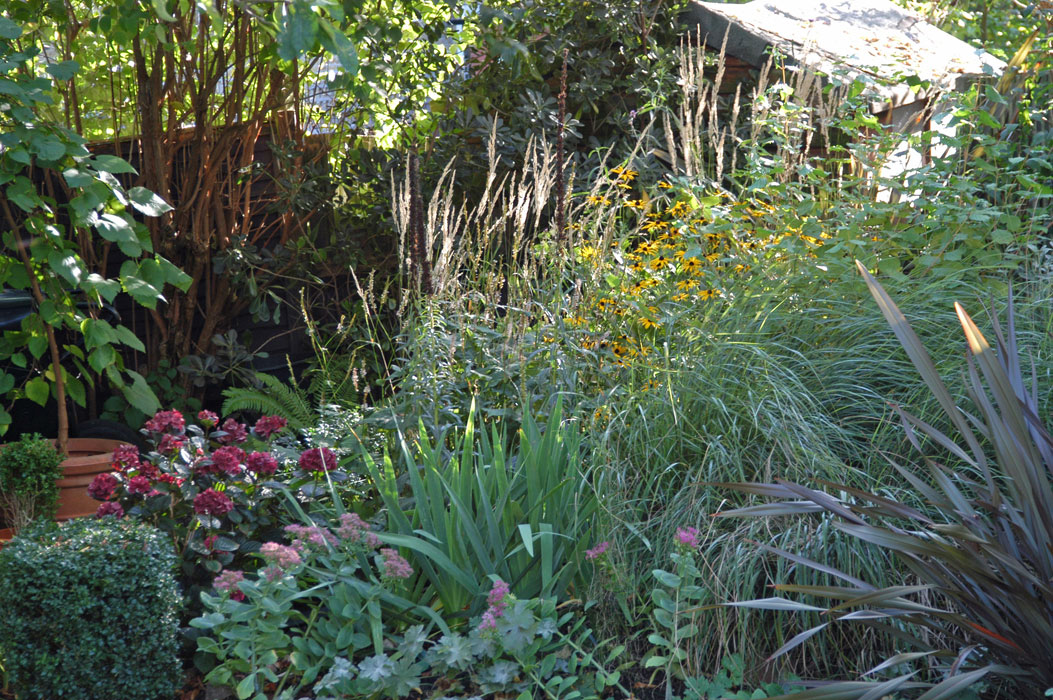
[718, 263, 1053, 698]
[0, 517, 181, 700]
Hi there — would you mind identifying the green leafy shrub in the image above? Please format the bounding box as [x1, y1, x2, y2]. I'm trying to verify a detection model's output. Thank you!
[0, 433, 63, 533]
[0, 517, 181, 700]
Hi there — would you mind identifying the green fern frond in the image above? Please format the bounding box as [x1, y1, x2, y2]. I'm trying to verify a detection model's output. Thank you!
[221, 373, 314, 431]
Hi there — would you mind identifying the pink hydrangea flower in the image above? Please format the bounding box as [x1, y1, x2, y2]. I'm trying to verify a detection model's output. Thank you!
[675, 526, 701, 550]
[298, 447, 337, 472]
[585, 541, 610, 561]
[88, 472, 119, 501]
[194, 488, 234, 516]
[197, 410, 219, 427]
[380, 548, 413, 580]
[210, 446, 246, 476]
[246, 451, 278, 476]
[253, 415, 288, 439]
[144, 409, 185, 433]
[218, 418, 248, 444]
[214, 569, 246, 601]
[96, 501, 124, 518]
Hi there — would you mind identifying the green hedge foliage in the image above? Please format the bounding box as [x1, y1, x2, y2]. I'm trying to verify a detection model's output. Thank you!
[0, 517, 182, 700]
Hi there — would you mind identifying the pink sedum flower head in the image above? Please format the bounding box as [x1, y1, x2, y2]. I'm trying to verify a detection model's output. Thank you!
[95, 501, 124, 518]
[260, 541, 303, 570]
[218, 418, 248, 445]
[246, 451, 278, 476]
[144, 409, 185, 434]
[336, 512, 381, 548]
[298, 447, 338, 473]
[213, 570, 245, 601]
[585, 541, 610, 561]
[88, 472, 119, 501]
[194, 488, 234, 516]
[380, 548, 413, 580]
[284, 523, 338, 552]
[253, 415, 288, 440]
[675, 526, 701, 550]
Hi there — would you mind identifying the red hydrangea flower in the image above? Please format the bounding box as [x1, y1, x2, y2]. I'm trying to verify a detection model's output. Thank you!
[95, 501, 124, 518]
[111, 444, 141, 472]
[211, 446, 246, 476]
[246, 451, 278, 476]
[88, 473, 119, 501]
[144, 409, 185, 433]
[197, 410, 219, 427]
[127, 475, 153, 495]
[194, 488, 234, 516]
[156, 473, 180, 486]
[135, 460, 160, 480]
[253, 415, 287, 439]
[218, 419, 248, 444]
[158, 433, 185, 454]
[298, 447, 337, 473]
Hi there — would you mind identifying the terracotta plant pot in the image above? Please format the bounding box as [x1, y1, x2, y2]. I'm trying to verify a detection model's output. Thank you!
[53, 438, 125, 521]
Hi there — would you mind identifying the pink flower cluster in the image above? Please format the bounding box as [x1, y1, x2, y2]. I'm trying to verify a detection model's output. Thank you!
[585, 541, 610, 561]
[253, 415, 288, 439]
[144, 409, 185, 433]
[208, 446, 245, 476]
[336, 512, 381, 548]
[260, 542, 303, 581]
[88, 473, 120, 501]
[198, 410, 219, 427]
[194, 488, 234, 516]
[218, 418, 248, 445]
[95, 501, 124, 518]
[284, 523, 338, 552]
[246, 451, 278, 476]
[675, 526, 701, 550]
[478, 578, 511, 633]
[111, 444, 141, 471]
[380, 548, 413, 580]
[298, 447, 337, 472]
[214, 570, 246, 601]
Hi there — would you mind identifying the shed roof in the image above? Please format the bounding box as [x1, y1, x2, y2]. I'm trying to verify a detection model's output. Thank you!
[683, 0, 1006, 107]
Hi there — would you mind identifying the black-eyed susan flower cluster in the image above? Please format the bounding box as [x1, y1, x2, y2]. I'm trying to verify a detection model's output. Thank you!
[527, 165, 837, 415]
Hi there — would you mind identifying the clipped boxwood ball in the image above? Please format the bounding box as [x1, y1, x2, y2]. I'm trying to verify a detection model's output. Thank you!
[0, 517, 182, 700]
